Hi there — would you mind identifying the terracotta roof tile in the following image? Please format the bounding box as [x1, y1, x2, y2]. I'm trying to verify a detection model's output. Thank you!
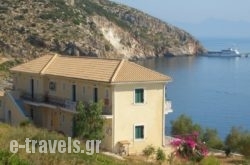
[11, 54, 171, 83]
[112, 60, 171, 83]
[10, 55, 54, 73]
[45, 56, 120, 82]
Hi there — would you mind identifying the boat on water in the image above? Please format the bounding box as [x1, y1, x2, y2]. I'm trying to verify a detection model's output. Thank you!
[205, 48, 241, 57]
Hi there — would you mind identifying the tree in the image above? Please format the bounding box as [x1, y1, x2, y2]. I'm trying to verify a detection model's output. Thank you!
[225, 127, 250, 158]
[201, 128, 224, 150]
[171, 114, 202, 136]
[73, 101, 104, 140]
[225, 127, 243, 152]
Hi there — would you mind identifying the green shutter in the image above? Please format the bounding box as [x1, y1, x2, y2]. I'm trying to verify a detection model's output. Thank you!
[135, 126, 139, 138]
[135, 126, 144, 139]
[135, 89, 144, 103]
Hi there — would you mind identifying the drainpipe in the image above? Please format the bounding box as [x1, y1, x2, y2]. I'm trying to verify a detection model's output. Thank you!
[162, 84, 166, 147]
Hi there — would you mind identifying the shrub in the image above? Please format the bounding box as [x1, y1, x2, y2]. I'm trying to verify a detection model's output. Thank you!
[224, 146, 231, 157]
[200, 156, 220, 165]
[156, 148, 166, 164]
[143, 145, 155, 159]
[19, 120, 31, 127]
[170, 132, 208, 162]
[73, 101, 104, 140]
[0, 150, 29, 165]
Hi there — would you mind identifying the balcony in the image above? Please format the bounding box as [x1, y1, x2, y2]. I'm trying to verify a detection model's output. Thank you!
[21, 93, 76, 112]
[165, 100, 173, 114]
[21, 92, 112, 116]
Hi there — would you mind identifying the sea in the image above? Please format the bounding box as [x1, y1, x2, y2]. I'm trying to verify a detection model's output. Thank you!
[138, 38, 250, 140]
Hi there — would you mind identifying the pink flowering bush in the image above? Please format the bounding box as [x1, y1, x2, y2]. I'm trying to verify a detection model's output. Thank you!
[170, 132, 208, 162]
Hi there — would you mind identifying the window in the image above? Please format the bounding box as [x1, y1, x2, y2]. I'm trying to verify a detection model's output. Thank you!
[135, 88, 144, 103]
[135, 125, 144, 139]
[49, 81, 56, 91]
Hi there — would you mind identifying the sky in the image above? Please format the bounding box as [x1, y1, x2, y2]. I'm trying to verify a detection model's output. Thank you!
[111, 0, 250, 38]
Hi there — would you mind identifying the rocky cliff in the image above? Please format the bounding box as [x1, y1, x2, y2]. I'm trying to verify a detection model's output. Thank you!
[0, 0, 205, 60]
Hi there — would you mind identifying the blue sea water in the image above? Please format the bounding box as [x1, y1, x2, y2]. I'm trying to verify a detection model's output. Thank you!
[138, 38, 250, 140]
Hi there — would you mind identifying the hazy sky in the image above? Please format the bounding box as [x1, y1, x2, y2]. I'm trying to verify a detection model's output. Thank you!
[111, 0, 250, 38]
[111, 0, 250, 23]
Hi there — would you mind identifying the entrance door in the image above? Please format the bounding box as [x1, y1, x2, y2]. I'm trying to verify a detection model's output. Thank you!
[72, 84, 76, 102]
[51, 111, 59, 131]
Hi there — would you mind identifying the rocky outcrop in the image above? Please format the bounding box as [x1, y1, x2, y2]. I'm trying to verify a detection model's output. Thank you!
[0, 0, 205, 60]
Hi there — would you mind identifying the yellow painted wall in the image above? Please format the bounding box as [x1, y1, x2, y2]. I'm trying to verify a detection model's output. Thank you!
[13, 72, 112, 110]
[11, 71, 167, 154]
[3, 92, 28, 125]
[113, 83, 165, 154]
[101, 119, 113, 151]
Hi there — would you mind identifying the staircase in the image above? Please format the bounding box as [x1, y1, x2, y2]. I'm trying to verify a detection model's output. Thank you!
[15, 98, 28, 117]
[4, 91, 29, 125]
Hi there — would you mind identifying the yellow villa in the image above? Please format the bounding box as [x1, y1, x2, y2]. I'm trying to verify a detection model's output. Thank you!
[0, 54, 173, 154]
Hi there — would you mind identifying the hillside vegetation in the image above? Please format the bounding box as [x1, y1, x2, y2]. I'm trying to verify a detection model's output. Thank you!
[0, 0, 205, 60]
[0, 123, 147, 165]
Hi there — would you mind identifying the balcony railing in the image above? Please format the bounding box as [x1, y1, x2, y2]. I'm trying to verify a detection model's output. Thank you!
[21, 93, 76, 111]
[165, 100, 173, 114]
[21, 92, 112, 115]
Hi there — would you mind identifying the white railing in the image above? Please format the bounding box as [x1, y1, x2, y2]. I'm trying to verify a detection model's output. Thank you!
[165, 100, 173, 114]
[65, 100, 76, 111]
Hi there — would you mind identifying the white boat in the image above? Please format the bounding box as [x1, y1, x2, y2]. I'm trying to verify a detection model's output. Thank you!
[206, 48, 241, 57]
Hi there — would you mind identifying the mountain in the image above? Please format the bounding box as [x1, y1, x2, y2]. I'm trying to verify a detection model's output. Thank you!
[0, 0, 205, 60]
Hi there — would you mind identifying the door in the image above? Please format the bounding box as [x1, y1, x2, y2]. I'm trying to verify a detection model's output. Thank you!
[31, 79, 34, 99]
[93, 87, 98, 103]
[51, 111, 59, 131]
[72, 84, 76, 102]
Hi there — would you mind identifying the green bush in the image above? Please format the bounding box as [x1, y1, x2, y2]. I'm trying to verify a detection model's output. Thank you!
[143, 145, 155, 159]
[156, 148, 166, 164]
[200, 156, 220, 165]
[19, 120, 32, 127]
[73, 101, 104, 140]
[0, 150, 29, 165]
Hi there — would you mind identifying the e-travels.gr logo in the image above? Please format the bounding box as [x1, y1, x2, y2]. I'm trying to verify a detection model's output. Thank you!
[10, 137, 101, 155]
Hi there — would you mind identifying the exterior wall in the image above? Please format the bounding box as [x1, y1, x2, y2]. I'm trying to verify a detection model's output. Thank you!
[12, 71, 112, 110]
[113, 83, 165, 154]
[13, 72, 45, 97]
[44, 75, 112, 107]
[101, 119, 113, 151]
[25, 104, 74, 136]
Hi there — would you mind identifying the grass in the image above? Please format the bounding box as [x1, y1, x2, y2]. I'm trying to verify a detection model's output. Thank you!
[1, 123, 248, 165]
[0, 123, 161, 165]
[0, 123, 129, 165]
